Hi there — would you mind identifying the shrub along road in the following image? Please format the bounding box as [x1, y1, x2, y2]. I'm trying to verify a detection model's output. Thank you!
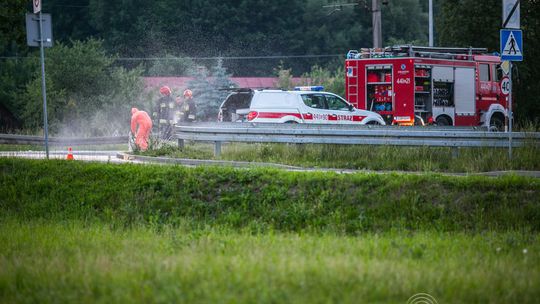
[0, 159, 539, 303]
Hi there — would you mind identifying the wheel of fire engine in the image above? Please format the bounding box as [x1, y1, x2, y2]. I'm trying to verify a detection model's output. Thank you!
[489, 114, 505, 132]
[285, 120, 298, 124]
[366, 120, 381, 125]
[435, 116, 451, 126]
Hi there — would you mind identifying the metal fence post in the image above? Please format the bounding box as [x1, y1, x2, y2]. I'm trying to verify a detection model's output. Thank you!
[214, 141, 222, 157]
[452, 147, 460, 159]
[178, 138, 185, 149]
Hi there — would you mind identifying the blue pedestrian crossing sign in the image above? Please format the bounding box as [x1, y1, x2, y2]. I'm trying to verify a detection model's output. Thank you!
[500, 29, 523, 61]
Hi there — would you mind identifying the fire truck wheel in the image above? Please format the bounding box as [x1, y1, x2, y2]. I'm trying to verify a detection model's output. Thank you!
[435, 116, 451, 126]
[285, 121, 298, 124]
[489, 114, 504, 132]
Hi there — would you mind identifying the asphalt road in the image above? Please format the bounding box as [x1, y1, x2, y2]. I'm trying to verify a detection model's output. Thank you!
[0, 151, 130, 164]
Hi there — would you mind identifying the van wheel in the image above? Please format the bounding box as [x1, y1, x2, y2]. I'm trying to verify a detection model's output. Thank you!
[489, 114, 505, 132]
[414, 115, 425, 126]
[436, 116, 451, 126]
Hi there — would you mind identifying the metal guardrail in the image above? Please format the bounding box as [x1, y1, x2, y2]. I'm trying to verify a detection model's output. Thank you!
[0, 134, 128, 146]
[175, 123, 540, 157]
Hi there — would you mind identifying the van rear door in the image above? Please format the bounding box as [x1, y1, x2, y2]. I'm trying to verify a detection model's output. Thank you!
[219, 90, 253, 122]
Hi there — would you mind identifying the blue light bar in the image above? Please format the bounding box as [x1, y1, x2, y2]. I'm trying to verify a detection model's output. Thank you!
[293, 86, 324, 91]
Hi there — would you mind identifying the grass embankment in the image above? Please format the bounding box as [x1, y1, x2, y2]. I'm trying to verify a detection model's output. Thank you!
[1, 159, 539, 303]
[142, 142, 540, 173]
[2, 158, 539, 231]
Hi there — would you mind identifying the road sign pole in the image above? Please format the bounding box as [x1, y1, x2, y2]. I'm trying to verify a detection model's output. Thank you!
[508, 61, 513, 159]
[38, 10, 49, 159]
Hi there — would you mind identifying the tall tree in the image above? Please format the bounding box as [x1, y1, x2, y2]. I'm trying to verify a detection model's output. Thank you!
[437, 0, 500, 49]
[186, 66, 212, 120]
[20, 39, 144, 135]
[0, 0, 34, 129]
[437, 0, 540, 123]
[514, 0, 540, 123]
[187, 59, 236, 121]
[42, 0, 96, 42]
[383, 0, 429, 45]
[146, 55, 195, 77]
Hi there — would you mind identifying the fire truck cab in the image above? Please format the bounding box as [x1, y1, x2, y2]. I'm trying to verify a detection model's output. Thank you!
[345, 45, 507, 130]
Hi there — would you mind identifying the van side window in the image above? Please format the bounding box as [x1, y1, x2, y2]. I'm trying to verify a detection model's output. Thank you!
[301, 94, 326, 109]
[479, 64, 490, 81]
[326, 95, 349, 111]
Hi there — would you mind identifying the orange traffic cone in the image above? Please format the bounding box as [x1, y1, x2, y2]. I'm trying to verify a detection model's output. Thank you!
[66, 147, 74, 160]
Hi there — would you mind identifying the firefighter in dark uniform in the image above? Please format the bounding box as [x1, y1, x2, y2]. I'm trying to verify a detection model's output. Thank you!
[153, 86, 175, 139]
[178, 89, 196, 122]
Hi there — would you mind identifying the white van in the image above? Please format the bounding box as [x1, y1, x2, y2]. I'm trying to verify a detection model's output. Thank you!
[218, 87, 386, 125]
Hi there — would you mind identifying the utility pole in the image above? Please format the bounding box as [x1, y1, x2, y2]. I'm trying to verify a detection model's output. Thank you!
[322, 0, 385, 48]
[429, 0, 434, 46]
[372, 0, 382, 48]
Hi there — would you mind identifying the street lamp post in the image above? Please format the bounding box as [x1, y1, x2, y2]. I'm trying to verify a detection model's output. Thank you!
[38, 11, 49, 159]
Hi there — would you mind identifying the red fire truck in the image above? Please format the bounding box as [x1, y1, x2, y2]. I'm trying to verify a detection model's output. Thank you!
[345, 45, 507, 130]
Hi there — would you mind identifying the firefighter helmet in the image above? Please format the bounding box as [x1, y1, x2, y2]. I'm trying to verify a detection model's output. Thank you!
[183, 89, 193, 98]
[160, 86, 171, 96]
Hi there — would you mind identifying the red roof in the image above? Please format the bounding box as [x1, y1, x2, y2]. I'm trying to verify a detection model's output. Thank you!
[144, 77, 305, 92]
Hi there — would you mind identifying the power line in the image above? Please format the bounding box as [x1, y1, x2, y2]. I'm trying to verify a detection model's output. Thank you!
[116, 54, 343, 60]
[43, 5, 90, 8]
[1, 54, 344, 61]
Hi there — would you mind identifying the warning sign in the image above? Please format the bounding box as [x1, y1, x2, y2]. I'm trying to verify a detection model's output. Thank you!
[502, 0, 520, 29]
[502, 32, 521, 55]
[33, 0, 41, 14]
[500, 29, 523, 61]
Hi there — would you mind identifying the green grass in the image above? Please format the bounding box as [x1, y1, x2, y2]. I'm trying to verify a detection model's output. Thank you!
[2, 158, 539, 232]
[1, 159, 539, 303]
[0, 220, 538, 303]
[142, 142, 540, 173]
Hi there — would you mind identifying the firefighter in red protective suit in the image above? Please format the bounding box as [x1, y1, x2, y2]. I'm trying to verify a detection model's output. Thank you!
[131, 108, 152, 151]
